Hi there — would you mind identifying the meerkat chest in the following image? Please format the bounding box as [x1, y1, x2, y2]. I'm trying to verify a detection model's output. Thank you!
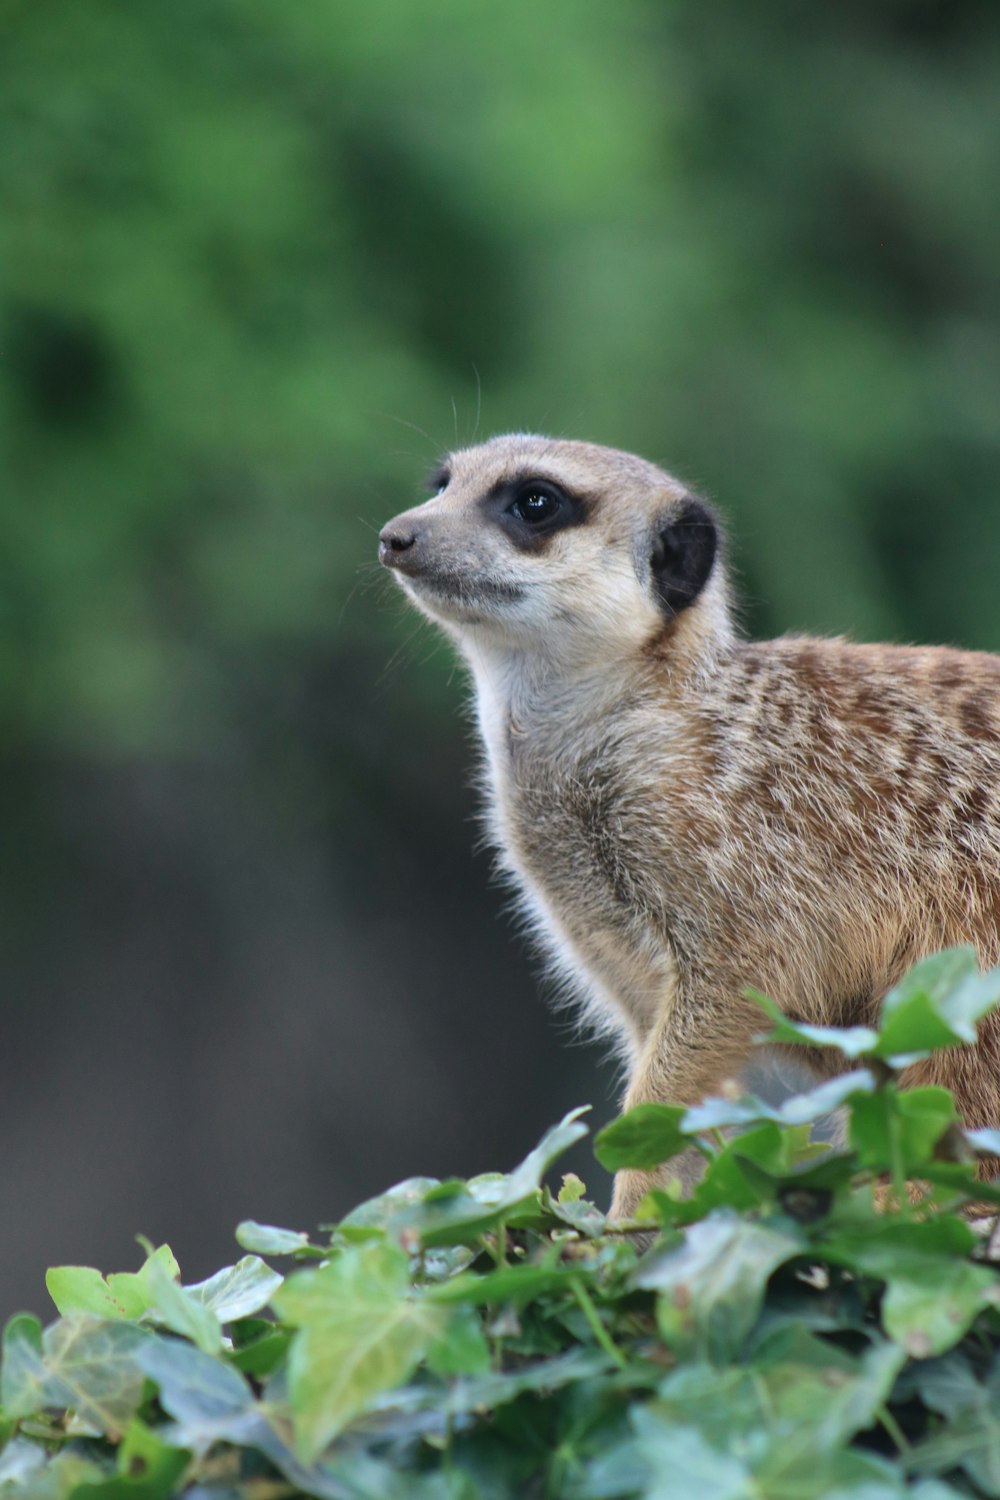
[484, 713, 680, 1037]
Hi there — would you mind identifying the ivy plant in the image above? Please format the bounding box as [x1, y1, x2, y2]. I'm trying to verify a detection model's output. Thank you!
[5, 948, 1000, 1497]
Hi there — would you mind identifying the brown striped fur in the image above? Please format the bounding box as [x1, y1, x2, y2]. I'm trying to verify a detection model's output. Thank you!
[379, 435, 1000, 1216]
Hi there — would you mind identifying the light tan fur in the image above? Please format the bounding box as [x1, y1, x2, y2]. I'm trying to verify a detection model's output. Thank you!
[379, 434, 1000, 1217]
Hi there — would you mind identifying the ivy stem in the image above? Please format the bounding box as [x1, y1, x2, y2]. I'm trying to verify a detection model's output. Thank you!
[877, 1403, 910, 1456]
[443, 1409, 455, 1474]
[569, 1276, 626, 1368]
[887, 1091, 910, 1218]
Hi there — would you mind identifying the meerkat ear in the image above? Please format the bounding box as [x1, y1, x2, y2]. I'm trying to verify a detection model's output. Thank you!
[650, 496, 718, 616]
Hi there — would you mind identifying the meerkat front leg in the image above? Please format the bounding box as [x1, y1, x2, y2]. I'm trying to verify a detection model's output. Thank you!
[609, 981, 765, 1220]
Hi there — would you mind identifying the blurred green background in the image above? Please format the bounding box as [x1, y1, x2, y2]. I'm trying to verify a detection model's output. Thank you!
[2, 1, 1000, 1315]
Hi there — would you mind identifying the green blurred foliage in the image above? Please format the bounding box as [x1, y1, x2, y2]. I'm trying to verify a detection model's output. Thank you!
[2, 0, 1000, 1341]
[3, 1, 1000, 757]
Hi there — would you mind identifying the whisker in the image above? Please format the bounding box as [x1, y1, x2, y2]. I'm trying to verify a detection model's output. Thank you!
[375, 613, 433, 686]
[471, 363, 482, 441]
[376, 412, 444, 454]
[337, 564, 387, 624]
[336, 576, 367, 626]
[414, 634, 451, 672]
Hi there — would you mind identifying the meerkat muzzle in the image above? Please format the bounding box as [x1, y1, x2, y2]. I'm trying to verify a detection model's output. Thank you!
[378, 518, 422, 571]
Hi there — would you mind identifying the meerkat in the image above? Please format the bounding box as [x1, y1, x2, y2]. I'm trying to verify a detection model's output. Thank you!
[378, 434, 1000, 1218]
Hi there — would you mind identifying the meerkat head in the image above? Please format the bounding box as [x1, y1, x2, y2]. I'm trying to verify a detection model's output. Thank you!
[379, 434, 731, 668]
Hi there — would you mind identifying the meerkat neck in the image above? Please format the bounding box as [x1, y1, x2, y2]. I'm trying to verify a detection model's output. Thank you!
[458, 571, 735, 724]
[463, 642, 621, 731]
[459, 623, 727, 778]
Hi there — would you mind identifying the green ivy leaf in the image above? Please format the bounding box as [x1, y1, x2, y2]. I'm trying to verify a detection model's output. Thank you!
[0, 1315, 43, 1419]
[758, 1331, 906, 1457]
[45, 1268, 144, 1322]
[140, 1259, 221, 1354]
[234, 1221, 318, 1257]
[633, 1210, 805, 1360]
[1, 1315, 147, 1436]
[655, 1331, 904, 1467]
[594, 1104, 688, 1171]
[428, 1257, 587, 1307]
[274, 1241, 448, 1460]
[374, 1347, 615, 1423]
[558, 1173, 586, 1204]
[133, 1334, 254, 1449]
[336, 1179, 443, 1239]
[134, 1337, 351, 1500]
[750, 951, 1000, 1072]
[912, 1350, 986, 1419]
[825, 1219, 1000, 1357]
[630, 1411, 751, 1498]
[911, 1352, 1000, 1493]
[774, 1070, 879, 1126]
[908, 1483, 979, 1499]
[1, 1447, 108, 1496]
[44, 1246, 180, 1324]
[548, 1176, 607, 1235]
[669, 1123, 788, 1223]
[228, 1317, 292, 1377]
[338, 1108, 591, 1250]
[43, 1248, 270, 1354]
[502, 1107, 591, 1199]
[69, 1418, 190, 1499]
[754, 1447, 908, 1499]
[882, 1259, 1000, 1358]
[612, 1385, 914, 1500]
[185, 1256, 283, 1323]
[848, 1085, 959, 1174]
[425, 1303, 490, 1377]
[106, 1246, 181, 1321]
[873, 949, 1000, 1061]
[750, 990, 879, 1058]
[0, 1435, 47, 1490]
[682, 1070, 876, 1137]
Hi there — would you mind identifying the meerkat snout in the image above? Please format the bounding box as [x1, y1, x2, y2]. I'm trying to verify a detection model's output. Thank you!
[378, 520, 419, 563]
[380, 431, 1000, 1221]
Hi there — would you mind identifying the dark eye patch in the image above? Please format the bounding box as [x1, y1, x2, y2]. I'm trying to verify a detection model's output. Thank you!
[489, 473, 588, 550]
[426, 463, 451, 494]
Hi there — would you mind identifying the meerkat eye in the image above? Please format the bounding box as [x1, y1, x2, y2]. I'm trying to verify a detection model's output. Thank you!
[509, 485, 561, 525]
[426, 465, 451, 496]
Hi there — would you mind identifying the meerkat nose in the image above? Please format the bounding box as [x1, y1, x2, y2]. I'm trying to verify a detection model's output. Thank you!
[378, 521, 420, 568]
